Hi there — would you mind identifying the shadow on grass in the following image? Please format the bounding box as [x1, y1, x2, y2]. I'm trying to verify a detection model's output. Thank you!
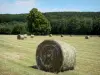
[30, 65, 38, 69]
[29, 65, 58, 73]
[29, 65, 74, 73]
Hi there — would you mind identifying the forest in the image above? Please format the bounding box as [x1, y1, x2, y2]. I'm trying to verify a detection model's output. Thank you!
[0, 11, 100, 35]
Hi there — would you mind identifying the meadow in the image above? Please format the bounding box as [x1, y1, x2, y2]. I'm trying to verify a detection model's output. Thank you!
[0, 35, 100, 75]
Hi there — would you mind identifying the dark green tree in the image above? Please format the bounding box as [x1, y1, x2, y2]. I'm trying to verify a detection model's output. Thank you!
[27, 8, 51, 35]
[92, 18, 100, 35]
[0, 26, 11, 34]
[67, 18, 79, 34]
[78, 18, 93, 34]
[12, 24, 26, 34]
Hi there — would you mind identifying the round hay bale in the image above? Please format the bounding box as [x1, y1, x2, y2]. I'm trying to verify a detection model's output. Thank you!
[17, 34, 24, 40]
[49, 34, 52, 37]
[61, 34, 63, 37]
[24, 34, 27, 38]
[70, 35, 72, 37]
[36, 40, 76, 73]
[30, 35, 34, 38]
[17, 34, 20, 40]
[85, 36, 89, 39]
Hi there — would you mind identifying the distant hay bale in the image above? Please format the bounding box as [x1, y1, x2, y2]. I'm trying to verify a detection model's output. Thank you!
[24, 34, 27, 38]
[17, 34, 24, 40]
[36, 40, 76, 73]
[61, 34, 63, 37]
[85, 36, 89, 39]
[17, 34, 20, 40]
[49, 34, 52, 37]
[30, 35, 34, 38]
[90, 35, 92, 37]
[70, 35, 72, 37]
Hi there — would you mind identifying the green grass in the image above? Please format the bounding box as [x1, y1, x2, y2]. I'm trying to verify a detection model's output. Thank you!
[0, 35, 100, 75]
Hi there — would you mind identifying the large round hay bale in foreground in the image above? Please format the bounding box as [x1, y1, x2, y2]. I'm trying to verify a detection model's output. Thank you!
[36, 40, 76, 73]
[17, 34, 24, 40]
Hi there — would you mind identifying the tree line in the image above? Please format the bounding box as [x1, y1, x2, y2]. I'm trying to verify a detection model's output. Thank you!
[0, 9, 100, 35]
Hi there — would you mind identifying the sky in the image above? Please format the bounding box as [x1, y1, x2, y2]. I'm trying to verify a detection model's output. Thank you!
[0, 0, 100, 14]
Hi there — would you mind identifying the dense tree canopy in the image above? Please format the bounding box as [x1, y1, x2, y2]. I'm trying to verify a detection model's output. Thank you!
[12, 22, 27, 34]
[27, 8, 51, 35]
[0, 11, 100, 35]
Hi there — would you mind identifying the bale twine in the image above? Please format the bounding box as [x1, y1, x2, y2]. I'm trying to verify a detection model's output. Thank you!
[30, 35, 34, 38]
[17, 34, 24, 40]
[85, 36, 89, 39]
[49, 34, 52, 37]
[36, 40, 76, 73]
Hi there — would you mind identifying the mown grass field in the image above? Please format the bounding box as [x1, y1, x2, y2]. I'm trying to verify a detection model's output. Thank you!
[0, 35, 100, 75]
